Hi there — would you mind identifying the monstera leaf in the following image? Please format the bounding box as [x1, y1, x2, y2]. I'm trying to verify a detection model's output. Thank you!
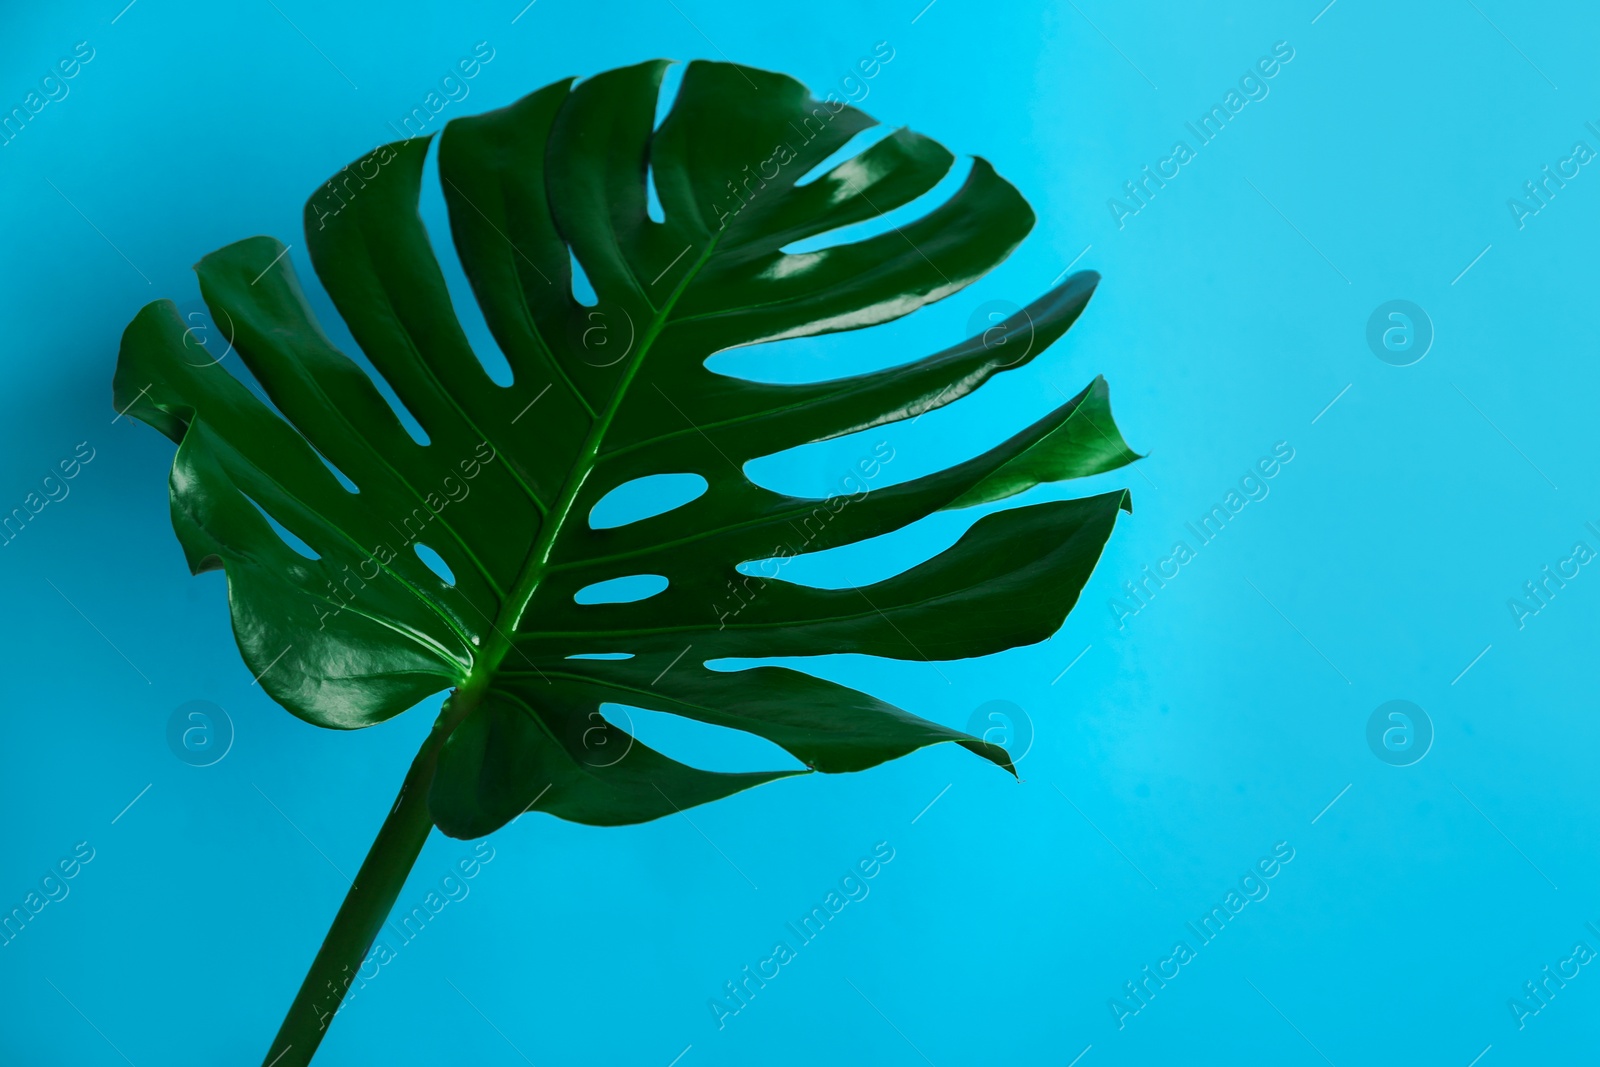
[115, 59, 1136, 1066]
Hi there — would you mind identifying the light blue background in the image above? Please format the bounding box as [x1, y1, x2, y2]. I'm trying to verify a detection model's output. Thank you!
[2, 1, 1596, 1064]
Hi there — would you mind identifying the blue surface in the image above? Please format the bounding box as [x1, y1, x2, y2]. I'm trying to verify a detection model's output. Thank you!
[1, 1, 1596, 1064]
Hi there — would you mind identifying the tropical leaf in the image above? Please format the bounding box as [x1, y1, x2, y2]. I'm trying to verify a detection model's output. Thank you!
[116, 58, 1135, 837]
[117, 59, 1139, 1066]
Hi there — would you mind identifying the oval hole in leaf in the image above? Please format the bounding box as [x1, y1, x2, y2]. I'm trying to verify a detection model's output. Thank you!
[243, 494, 319, 560]
[645, 162, 666, 224]
[370, 371, 432, 446]
[310, 445, 360, 494]
[601, 702, 805, 774]
[566, 652, 635, 661]
[414, 542, 456, 586]
[588, 473, 708, 529]
[569, 247, 598, 307]
[574, 574, 668, 604]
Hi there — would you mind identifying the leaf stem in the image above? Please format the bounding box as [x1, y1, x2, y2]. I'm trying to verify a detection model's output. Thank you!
[258, 690, 476, 1067]
[262, 214, 724, 1067]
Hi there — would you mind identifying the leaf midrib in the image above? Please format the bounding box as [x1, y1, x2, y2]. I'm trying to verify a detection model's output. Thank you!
[461, 231, 726, 711]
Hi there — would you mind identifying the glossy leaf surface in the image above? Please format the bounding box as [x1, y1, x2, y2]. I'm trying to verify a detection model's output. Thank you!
[114, 60, 1137, 838]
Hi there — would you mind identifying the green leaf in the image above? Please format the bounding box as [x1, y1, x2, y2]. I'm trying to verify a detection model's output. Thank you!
[113, 59, 1138, 841]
